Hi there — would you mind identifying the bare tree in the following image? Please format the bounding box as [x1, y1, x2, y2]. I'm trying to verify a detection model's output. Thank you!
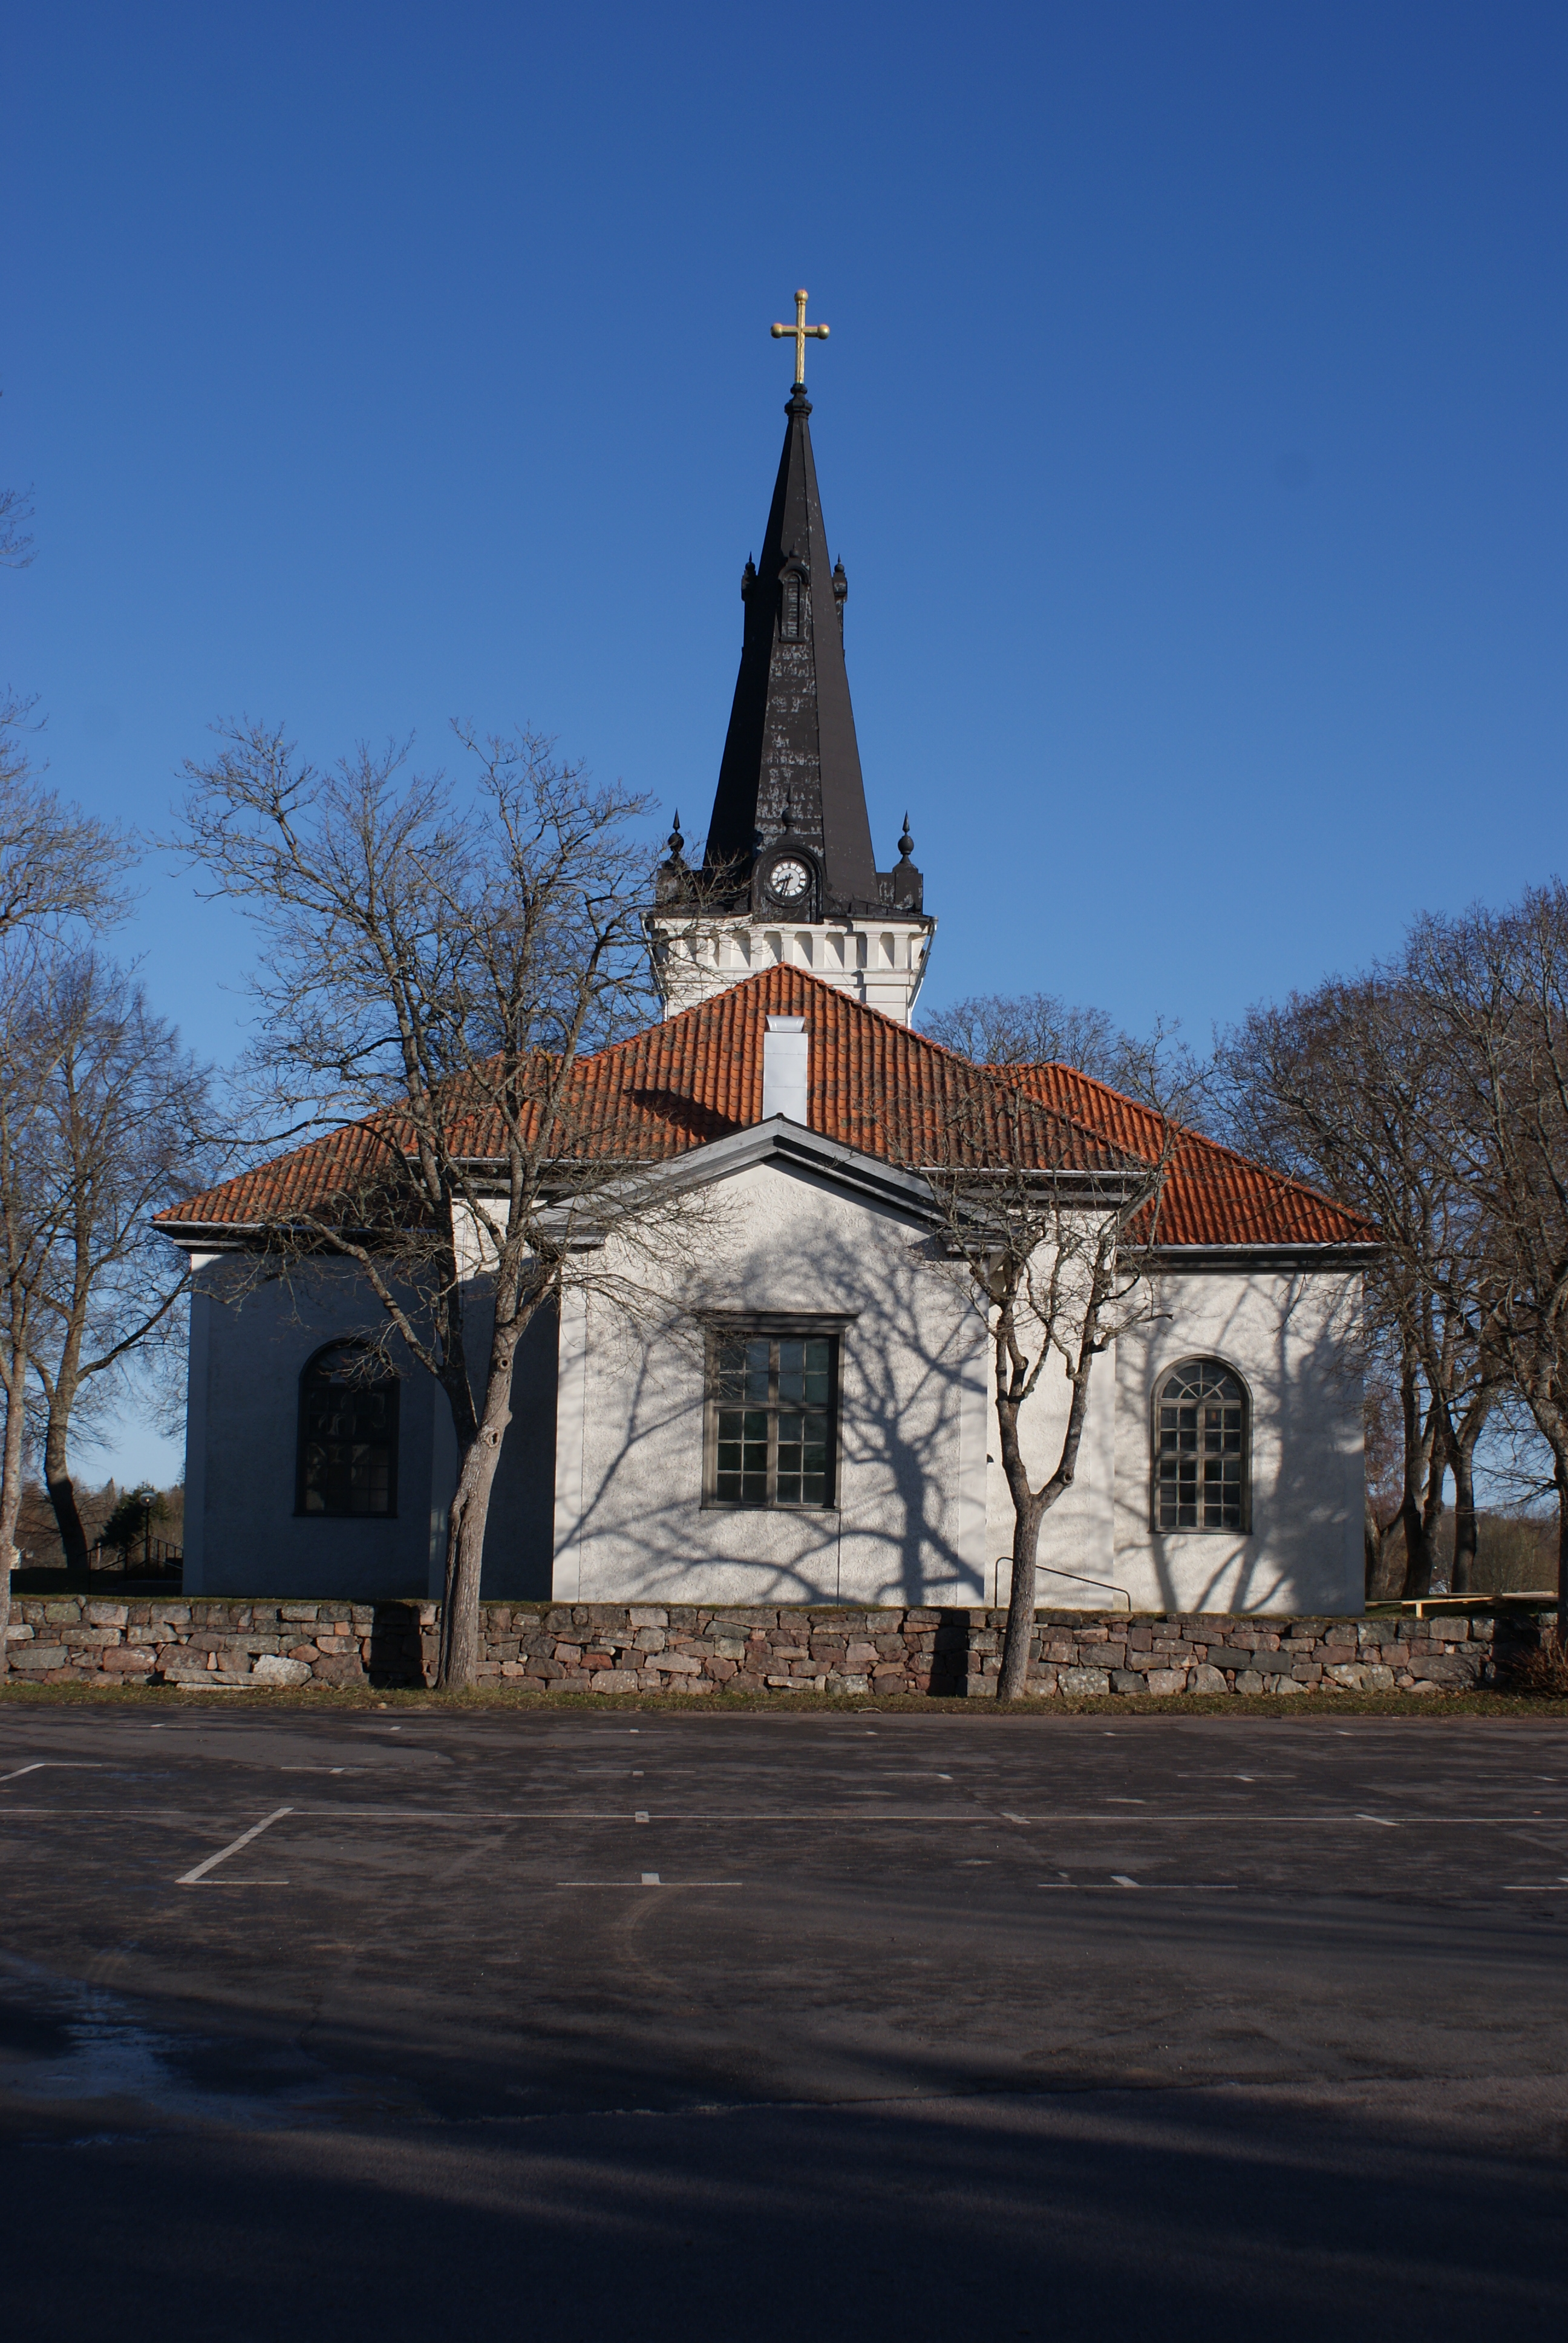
[921, 989, 1139, 1086]
[0, 946, 65, 1585]
[176, 719, 718, 1689]
[0, 471, 141, 1671]
[0, 480, 33, 571]
[17, 954, 212, 1567]
[1213, 974, 1495, 1599]
[0, 698, 135, 937]
[915, 1057, 1177, 1701]
[1362, 1351, 1407, 1600]
[1410, 885, 1568, 1636]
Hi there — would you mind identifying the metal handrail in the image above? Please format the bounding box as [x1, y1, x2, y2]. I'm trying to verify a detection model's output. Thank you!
[1402, 1591, 1556, 1619]
[995, 1559, 1132, 1611]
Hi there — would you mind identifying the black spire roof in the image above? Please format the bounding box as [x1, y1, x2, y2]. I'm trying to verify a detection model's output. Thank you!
[694, 384, 922, 920]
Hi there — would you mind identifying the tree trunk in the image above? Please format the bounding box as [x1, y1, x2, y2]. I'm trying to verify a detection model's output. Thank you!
[1399, 1415, 1448, 1601]
[434, 1306, 524, 1691]
[1451, 1434, 1480, 1595]
[43, 1407, 90, 1573]
[998, 1495, 1046, 1702]
[436, 1435, 502, 1690]
[1557, 1462, 1568, 1653]
[1365, 1498, 1404, 1604]
[1393, 1358, 1434, 1600]
[0, 1355, 24, 1676]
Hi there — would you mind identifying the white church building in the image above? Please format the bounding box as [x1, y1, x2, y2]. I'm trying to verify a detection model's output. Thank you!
[160, 355, 1374, 1617]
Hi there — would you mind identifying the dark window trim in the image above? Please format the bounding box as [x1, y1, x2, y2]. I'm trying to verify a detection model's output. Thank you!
[295, 1340, 402, 1521]
[701, 1315, 848, 1513]
[1149, 1355, 1252, 1536]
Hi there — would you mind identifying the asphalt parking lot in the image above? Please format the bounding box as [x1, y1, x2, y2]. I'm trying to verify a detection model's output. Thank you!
[3, 1704, 1567, 2339]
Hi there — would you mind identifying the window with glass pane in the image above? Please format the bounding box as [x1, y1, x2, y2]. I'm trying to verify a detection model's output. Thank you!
[297, 1345, 399, 1517]
[708, 1330, 835, 1507]
[1154, 1360, 1247, 1532]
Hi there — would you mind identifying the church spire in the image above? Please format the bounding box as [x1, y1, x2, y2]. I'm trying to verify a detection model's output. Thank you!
[701, 307, 916, 920]
[648, 297, 932, 1026]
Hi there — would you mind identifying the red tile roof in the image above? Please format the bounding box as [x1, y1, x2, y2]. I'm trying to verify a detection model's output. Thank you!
[998, 1060, 1374, 1249]
[157, 966, 1373, 1251]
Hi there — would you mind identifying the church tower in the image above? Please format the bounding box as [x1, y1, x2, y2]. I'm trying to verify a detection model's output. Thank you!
[648, 294, 933, 1024]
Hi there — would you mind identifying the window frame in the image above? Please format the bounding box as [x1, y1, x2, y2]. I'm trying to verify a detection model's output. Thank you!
[294, 1340, 402, 1521]
[1149, 1355, 1251, 1536]
[701, 1313, 851, 1513]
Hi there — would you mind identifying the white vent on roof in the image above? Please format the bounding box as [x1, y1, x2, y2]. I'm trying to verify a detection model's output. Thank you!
[762, 1016, 808, 1125]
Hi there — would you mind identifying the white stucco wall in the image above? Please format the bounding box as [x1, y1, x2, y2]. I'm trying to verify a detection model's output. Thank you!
[1110, 1268, 1365, 1616]
[180, 1193, 1364, 1616]
[186, 1262, 447, 1600]
[648, 913, 933, 1024]
[552, 1157, 990, 1607]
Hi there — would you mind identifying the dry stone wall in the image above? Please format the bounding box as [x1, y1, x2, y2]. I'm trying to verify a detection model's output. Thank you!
[2, 1595, 1552, 1696]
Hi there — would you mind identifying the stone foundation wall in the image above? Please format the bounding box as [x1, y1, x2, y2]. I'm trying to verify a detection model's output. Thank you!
[2, 1596, 1555, 1695]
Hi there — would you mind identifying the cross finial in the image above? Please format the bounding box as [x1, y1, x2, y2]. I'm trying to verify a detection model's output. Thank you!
[771, 288, 830, 386]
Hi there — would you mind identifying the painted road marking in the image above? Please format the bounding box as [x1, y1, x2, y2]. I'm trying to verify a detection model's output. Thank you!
[5, 1806, 1567, 1826]
[556, 1879, 744, 1889]
[1110, 1874, 1139, 1888]
[0, 1762, 103, 1783]
[634, 1810, 650, 1823]
[1039, 1883, 1238, 1892]
[175, 1806, 293, 1886]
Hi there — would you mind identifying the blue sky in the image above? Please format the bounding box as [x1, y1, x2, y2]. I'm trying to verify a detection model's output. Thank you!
[4, 1, 1564, 1481]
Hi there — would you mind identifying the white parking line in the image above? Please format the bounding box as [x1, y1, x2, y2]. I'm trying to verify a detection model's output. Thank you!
[0, 1762, 103, 1783]
[5, 1803, 1566, 1827]
[175, 1806, 293, 1885]
[1109, 1874, 1139, 1888]
[555, 1879, 744, 1889]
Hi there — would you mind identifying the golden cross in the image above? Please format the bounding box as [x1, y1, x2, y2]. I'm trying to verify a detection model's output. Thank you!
[771, 288, 830, 385]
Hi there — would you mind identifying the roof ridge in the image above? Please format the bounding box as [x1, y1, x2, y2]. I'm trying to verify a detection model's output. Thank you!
[155, 977, 1376, 1247]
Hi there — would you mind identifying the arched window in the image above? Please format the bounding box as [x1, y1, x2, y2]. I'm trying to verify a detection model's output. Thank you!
[296, 1343, 400, 1518]
[780, 571, 803, 640]
[1152, 1359, 1249, 1532]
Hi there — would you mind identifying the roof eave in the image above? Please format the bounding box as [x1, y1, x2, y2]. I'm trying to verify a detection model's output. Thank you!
[1146, 1240, 1380, 1271]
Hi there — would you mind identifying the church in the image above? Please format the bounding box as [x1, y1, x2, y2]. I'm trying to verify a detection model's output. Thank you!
[160, 303, 1373, 1617]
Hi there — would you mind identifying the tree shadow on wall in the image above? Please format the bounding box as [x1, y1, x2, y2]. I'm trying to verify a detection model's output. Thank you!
[558, 1210, 986, 1614]
[1145, 1270, 1363, 1617]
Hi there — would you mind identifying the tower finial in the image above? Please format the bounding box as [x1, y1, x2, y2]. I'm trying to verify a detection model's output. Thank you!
[771, 288, 830, 387]
[898, 813, 914, 860]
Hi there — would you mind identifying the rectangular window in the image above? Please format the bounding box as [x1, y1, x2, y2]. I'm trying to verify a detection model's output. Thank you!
[1155, 1394, 1244, 1530]
[704, 1326, 838, 1509]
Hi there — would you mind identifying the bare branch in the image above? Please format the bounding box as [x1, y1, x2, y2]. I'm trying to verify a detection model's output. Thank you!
[172, 716, 718, 1686]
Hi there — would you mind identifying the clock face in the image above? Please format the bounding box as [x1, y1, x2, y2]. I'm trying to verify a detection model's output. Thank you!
[768, 856, 811, 902]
